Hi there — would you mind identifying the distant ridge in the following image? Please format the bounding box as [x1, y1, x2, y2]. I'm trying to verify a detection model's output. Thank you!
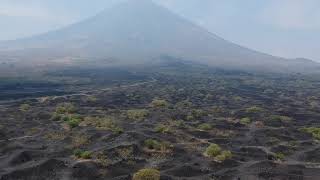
[0, 0, 319, 73]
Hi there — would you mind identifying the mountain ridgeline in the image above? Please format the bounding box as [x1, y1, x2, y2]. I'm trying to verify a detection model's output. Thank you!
[0, 0, 319, 74]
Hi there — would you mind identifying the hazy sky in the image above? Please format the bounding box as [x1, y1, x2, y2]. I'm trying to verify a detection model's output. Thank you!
[0, 0, 319, 61]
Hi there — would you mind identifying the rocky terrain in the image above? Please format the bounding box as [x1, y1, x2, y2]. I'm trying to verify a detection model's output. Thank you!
[1, 66, 320, 180]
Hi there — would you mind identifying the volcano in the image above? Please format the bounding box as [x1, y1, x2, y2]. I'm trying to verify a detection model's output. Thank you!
[0, 0, 319, 73]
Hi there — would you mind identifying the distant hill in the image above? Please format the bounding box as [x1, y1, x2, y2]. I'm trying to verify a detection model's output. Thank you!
[0, 0, 319, 73]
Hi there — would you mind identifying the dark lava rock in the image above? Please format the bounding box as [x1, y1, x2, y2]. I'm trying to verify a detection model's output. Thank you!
[71, 161, 100, 180]
[166, 165, 209, 177]
[242, 161, 305, 180]
[238, 147, 269, 160]
[9, 150, 43, 166]
[0, 159, 67, 180]
[300, 148, 320, 163]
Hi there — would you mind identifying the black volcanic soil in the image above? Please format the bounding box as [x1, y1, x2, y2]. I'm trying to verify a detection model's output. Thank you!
[1, 68, 320, 180]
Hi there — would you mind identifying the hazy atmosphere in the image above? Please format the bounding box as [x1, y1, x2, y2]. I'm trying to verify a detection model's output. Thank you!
[0, 0, 319, 61]
[1, 1, 320, 180]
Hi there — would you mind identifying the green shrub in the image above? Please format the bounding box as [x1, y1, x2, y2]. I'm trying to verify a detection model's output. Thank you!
[144, 139, 161, 150]
[198, 123, 213, 130]
[274, 152, 285, 161]
[204, 144, 232, 162]
[73, 149, 92, 159]
[20, 104, 31, 111]
[67, 118, 81, 128]
[63, 115, 82, 128]
[186, 115, 194, 121]
[133, 168, 160, 180]
[150, 99, 168, 108]
[144, 139, 172, 152]
[215, 150, 233, 162]
[246, 106, 263, 113]
[81, 151, 92, 159]
[127, 109, 148, 121]
[111, 126, 124, 134]
[205, 144, 222, 157]
[55, 103, 76, 114]
[73, 149, 83, 157]
[154, 124, 170, 134]
[270, 115, 292, 123]
[175, 100, 192, 109]
[301, 127, 320, 139]
[82, 117, 123, 134]
[240, 117, 251, 125]
[172, 120, 186, 128]
[192, 109, 207, 118]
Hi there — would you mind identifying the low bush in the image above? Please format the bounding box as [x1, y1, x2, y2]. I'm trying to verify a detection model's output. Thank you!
[204, 144, 232, 162]
[55, 103, 76, 114]
[133, 168, 160, 180]
[73, 149, 92, 159]
[301, 127, 320, 139]
[246, 106, 263, 113]
[270, 115, 292, 123]
[204, 144, 222, 157]
[144, 139, 172, 152]
[274, 152, 285, 161]
[240, 117, 251, 125]
[197, 123, 212, 131]
[72, 134, 90, 148]
[127, 109, 148, 121]
[154, 124, 170, 134]
[81, 117, 123, 134]
[150, 99, 168, 108]
[20, 103, 31, 111]
[215, 150, 233, 162]
[63, 115, 82, 128]
[192, 109, 207, 118]
[144, 139, 161, 150]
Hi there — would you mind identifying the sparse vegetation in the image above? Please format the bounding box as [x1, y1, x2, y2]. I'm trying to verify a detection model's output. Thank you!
[274, 152, 286, 161]
[240, 117, 251, 125]
[45, 131, 67, 141]
[20, 103, 31, 111]
[154, 124, 170, 134]
[204, 144, 232, 162]
[73, 149, 92, 159]
[150, 99, 168, 108]
[301, 127, 320, 140]
[144, 139, 172, 152]
[216, 150, 233, 162]
[127, 109, 148, 121]
[81, 116, 123, 134]
[133, 168, 160, 180]
[55, 103, 76, 114]
[72, 134, 90, 148]
[197, 123, 213, 130]
[2, 65, 320, 179]
[204, 144, 222, 157]
[270, 115, 292, 123]
[246, 106, 263, 113]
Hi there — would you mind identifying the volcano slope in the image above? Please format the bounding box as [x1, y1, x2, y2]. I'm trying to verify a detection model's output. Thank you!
[1, 65, 320, 180]
[1, 0, 320, 74]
